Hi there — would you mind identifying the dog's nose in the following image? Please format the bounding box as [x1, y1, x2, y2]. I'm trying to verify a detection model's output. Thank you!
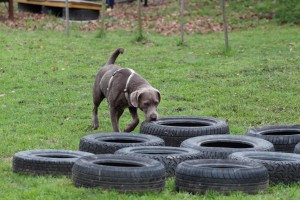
[149, 113, 158, 121]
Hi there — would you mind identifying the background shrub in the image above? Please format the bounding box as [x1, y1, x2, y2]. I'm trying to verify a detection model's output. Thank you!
[275, 0, 300, 24]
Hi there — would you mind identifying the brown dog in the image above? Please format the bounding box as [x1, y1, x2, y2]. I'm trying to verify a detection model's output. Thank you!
[92, 48, 161, 132]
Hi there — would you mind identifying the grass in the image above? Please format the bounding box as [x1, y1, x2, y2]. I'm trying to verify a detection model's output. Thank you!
[1, 19, 300, 199]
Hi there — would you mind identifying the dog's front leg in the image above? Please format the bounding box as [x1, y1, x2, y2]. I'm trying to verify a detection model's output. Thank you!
[110, 107, 124, 132]
[124, 107, 139, 132]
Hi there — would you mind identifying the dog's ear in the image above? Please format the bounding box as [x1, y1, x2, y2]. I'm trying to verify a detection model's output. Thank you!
[130, 88, 148, 108]
[153, 88, 161, 102]
[130, 90, 141, 108]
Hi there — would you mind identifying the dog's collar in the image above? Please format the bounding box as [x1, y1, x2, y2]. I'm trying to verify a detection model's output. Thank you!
[107, 68, 136, 107]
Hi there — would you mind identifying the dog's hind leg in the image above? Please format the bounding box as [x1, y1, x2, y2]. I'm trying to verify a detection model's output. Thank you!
[124, 107, 140, 132]
[92, 91, 104, 130]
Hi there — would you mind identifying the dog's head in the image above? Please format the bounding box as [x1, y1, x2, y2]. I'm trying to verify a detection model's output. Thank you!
[130, 87, 160, 121]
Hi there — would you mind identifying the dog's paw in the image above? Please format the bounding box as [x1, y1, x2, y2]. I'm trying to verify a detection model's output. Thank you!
[92, 123, 99, 130]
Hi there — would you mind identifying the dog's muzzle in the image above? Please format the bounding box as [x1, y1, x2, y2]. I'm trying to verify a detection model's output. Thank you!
[149, 113, 158, 121]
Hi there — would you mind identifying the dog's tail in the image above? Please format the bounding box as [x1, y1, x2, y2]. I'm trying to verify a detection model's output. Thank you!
[106, 48, 124, 65]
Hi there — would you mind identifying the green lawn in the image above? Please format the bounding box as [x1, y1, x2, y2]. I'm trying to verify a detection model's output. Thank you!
[0, 23, 300, 199]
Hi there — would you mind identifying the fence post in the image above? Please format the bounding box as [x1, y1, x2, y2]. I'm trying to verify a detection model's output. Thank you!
[65, 0, 69, 36]
[137, 0, 143, 40]
[8, 0, 14, 19]
[221, 0, 229, 50]
[99, 0, 106, 37]
[180, 0, 184, 44]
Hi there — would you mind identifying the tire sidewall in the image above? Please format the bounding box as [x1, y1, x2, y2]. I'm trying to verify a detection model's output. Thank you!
[115, 146, 203, 177]
[245, 125, 300, 152]
[79, 133, 165, 153]
[181, 135, 274, 158]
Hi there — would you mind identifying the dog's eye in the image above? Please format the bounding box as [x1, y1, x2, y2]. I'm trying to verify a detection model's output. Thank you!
[154, 101, 159, 105]
[144, 102, 150, 107]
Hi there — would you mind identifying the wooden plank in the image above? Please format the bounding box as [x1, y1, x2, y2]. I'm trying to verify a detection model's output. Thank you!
[15, 0, 102, 10]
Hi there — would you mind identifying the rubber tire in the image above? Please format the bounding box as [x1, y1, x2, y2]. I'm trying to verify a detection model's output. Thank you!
[228, 151, 300, 184]
[79, 132, 165, 154]
[294, 142, 300, 154]
[115, 146, 203, 177]
[13, 149, 93, 176]
[245, 124, 300, 152]
[175, 159, 269, 194]
[42, 6, 63, 17]
[140, 116, 230, 147]
[18, 3, 42, 13]
[72, 154, 166, 193]
[180, 134, 274, 159]
[64, 8, 99, 21]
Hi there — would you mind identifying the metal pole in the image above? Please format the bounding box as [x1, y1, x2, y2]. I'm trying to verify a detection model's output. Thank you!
[100, 0, 106, 37]
[138, 0, 143, 39]
[65, 0, 69, 36]
[221, 0, 229, 50]
[180, 0, 184, 44]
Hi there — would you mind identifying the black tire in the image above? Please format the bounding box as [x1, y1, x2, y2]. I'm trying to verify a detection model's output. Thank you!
[228, 151, 300, 184]
[79, 132, 165, 154]
[42, 6, 63, 17]
[18, 3, 42, 13]
[140, 116, 229, 147]
[72, 154, 166, 193]
[180, 135, 274, 159]
[294, 142, 300, 154]
[13, 149, 93, 176]
[115, 146, 203, 177]
[175, 159, 269, 194]
[245, 125, 300, 152]
[64, 8, 99, 21]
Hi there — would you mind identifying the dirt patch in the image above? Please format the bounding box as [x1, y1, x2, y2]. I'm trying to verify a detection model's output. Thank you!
[0, 0, 229, 34]
[3, 157, 13, 163]
[0, 8, 65, 31]
[81, 0, 230, 35]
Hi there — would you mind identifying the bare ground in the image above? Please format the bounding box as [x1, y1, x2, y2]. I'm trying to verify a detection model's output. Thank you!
[0, 0, 231, 35]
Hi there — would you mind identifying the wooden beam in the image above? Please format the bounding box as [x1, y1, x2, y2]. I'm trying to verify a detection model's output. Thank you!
[15, 0, 102, 10]
[8, 0, 14, 19]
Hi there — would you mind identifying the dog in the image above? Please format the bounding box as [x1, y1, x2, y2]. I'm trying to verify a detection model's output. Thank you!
[92, 48, 160, 132]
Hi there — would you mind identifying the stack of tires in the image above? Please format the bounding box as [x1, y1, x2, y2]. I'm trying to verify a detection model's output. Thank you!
[12, 116, 300, 195]
[140, 118, 300, 194]
[176, 123, 300, 194]
[75, 132, 168, 192]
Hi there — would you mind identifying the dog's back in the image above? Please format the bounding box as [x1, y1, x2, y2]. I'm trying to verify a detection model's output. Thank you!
[95, 48, 125, 94]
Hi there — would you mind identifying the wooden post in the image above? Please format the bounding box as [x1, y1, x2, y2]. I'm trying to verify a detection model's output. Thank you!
[99, 0, 106, 37]
[180, 0, 184, 44]
[137, 0, 143, 40]
[8, 0, 14, 19]
[65, 0, 70, 36]
[221, 0, 229, 50]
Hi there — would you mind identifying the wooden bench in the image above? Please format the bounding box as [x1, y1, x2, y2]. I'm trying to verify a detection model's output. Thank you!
[15, 0, 105, 20]
[15, 0, 102, 11]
